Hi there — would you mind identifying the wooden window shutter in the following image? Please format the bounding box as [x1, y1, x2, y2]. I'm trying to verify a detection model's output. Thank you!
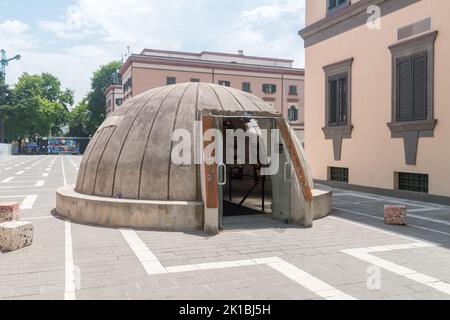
[412, 53, 427, 120]
[329, 79, 338, 125]
[397, 57, 413, 121]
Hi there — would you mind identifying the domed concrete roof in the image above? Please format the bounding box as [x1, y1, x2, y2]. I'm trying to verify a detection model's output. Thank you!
[75, 82, 281, 201]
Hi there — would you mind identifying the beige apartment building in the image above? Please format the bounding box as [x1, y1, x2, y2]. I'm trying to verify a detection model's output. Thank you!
[300, 0, 450, 198]
[105, 49, 305, 139]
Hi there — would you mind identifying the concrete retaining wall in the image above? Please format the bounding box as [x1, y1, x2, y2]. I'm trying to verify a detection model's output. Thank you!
[56, 186, 204, 231]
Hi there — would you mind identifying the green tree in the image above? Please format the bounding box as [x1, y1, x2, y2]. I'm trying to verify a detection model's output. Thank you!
[68, 99, 95, 137]
[3, 73, 73, 151]
[86, 61, 122, 131]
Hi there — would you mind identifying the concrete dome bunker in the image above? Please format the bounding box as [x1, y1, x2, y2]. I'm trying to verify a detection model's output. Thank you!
[56, 83, 332, 234]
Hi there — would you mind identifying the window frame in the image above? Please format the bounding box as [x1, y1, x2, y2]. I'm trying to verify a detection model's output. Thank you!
[288, 105, 299, 122]
[288, 85, 298, 95]
[218, 80, 231, 87]
[327, 0, 348, 14]
[322, 58, 353, 161]
[166, 77, 176, 85]
[242, 82, 251, 93]
[388, 31, 438, 165]
[262, 84, 277, 94]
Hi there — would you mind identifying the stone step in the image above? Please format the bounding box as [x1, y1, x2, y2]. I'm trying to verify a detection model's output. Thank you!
[0, 221, 33, 252]
[0, 202, 20, 223]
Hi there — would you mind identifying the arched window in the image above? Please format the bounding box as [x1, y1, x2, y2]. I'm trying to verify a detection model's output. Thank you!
[288, 105, 299, 122]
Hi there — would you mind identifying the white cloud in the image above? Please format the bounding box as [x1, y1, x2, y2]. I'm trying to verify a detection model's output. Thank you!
[0, 19, 29, 34]
[4, 0, 306, 104]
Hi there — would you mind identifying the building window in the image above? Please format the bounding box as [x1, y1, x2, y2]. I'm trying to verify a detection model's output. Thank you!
[329, 167, 349, 183]
[123, 78, 132, 92]
[218, 80, 231, 87]
[328, 0, 348, 12]
[191, 78, 200, 82]
[328, 74, 348, 126]
[167, 77, 176, 85]
[242, 82, 251, 93]
[388, 31, 438, 165]
[398, 172, 429, 193]
[289, 85, 298, 95]
[396, 53, 428, 122]
[322, 58, 353, 161]
[288, 106, 299, 122]
[115, 98, 123, 107]
[262, 84, 277, 94]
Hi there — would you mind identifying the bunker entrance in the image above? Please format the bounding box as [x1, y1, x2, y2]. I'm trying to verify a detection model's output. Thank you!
[216, 117, 292, 229]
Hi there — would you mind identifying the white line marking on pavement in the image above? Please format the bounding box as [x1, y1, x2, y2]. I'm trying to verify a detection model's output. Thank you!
[334, 193, 429, 209]
[342, 243, 450, 297]
[65, 219, 76, 300]
[45, 168, 51, 171]
[23, 215, 53, 221]
[120, 229, 168, 275]
[61, 156, 68, 187]
[1, 177, 14, 183]
[408, 208, 442, 213]
[120, 229, 356, 300]
[0, 195, 27, 199]
[35, 180, 45, 187]
[62, 156, 76, 300]
[333, 207, 450, 237]
[42, 172, 49, 177]
[5, 167, 11, 171]
[328, 214, 429, 243]
[266, 259, 356, 300]
[20, 195, 38, 210]
[408, 213, 450, 227]
[16, 171, 24, 175]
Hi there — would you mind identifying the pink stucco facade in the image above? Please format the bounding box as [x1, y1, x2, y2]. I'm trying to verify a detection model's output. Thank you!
[300, 0, 450, 197]
[114, 49, 305, 138]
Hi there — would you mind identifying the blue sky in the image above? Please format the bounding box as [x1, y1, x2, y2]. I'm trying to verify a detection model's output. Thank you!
[1, 0, 306, 103]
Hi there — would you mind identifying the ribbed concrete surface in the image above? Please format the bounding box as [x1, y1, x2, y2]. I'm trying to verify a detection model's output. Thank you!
[75, 83, 280, 201]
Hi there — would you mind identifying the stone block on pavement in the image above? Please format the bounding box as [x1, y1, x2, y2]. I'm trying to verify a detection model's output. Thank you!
[384, 205, 407, 225]
[0, 221, 33, 252]
[0, 202, 20, 223]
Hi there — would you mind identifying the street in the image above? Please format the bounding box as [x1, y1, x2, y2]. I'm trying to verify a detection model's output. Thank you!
[0, 155, 449, 300]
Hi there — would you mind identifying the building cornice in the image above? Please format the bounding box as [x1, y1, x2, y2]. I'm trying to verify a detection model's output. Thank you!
[141, 48, 294, 64]
[299, 0, 421, 48]
[119, 55, 304, 78]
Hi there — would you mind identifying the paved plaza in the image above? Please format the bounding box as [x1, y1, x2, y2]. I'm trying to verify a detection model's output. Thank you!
[0, 155, 449, 300]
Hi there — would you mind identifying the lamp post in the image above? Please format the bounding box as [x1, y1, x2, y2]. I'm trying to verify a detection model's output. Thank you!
[0, 49, 21, 143]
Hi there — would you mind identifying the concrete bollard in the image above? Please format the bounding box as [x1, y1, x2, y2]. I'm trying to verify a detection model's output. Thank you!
[384, 205, 407, 225]
[0, 202, 20, 223]
[0, 221, 34, 252]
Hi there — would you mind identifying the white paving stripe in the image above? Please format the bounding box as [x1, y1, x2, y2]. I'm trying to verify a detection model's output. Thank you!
[120, 229, 356, 300]
[1, 177, 14, 183]
[120, 229, 167, 275]
[35, 181, 45, 187]
[65, 219, 76, 300]
[333, 207, 450, 237]
[334, 193, 428, 209]
[20, 195, 38, 210]
[342, 243, 450, 296]
[23, 215, 53, 221]
[16, 171, 24, 175]
[42, 173, 49, 177]
[62, 157, 76, 300]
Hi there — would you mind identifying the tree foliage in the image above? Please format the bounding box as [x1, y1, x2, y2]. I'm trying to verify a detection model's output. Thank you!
[85, 61, 122, 131]
[2, 73, 73, 145]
